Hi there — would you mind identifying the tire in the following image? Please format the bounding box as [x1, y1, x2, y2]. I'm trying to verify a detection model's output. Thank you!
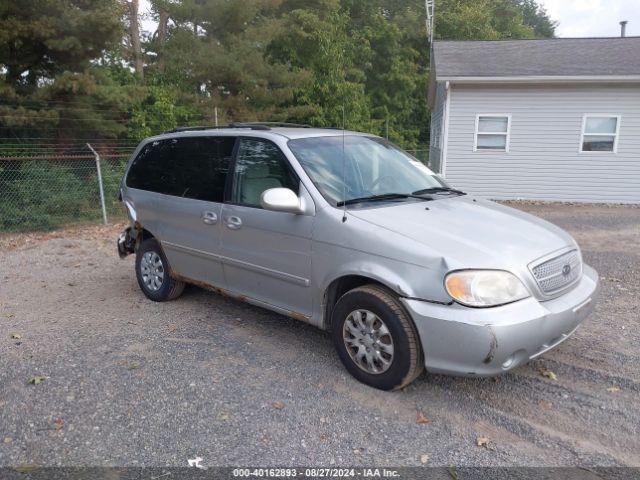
[135, 238, 185, 302]
[331, 285, 424, 390]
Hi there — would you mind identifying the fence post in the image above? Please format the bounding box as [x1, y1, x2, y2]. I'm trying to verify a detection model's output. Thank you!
[87, 143, 108, 225]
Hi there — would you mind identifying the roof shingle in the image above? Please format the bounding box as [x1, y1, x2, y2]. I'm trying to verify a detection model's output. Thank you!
[433, 37, 640, 78]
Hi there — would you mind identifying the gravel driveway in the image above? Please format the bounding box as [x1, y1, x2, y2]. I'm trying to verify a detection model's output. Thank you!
[1, 204, 639, 468]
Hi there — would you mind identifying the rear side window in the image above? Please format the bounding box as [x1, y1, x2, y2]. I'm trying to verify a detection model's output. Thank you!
[126, 137, 235, 202]
[177, 137, 234, 202]
[126, 139, 177, 195]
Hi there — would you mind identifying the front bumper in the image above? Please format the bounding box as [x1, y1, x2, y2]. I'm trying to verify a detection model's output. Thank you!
[401, 264, 599, 377]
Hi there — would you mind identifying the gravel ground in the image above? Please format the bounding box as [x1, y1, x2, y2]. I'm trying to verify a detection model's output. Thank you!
[0, 204, 639, 468]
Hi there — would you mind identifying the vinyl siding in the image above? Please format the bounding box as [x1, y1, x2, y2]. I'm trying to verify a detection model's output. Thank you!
[428, 83, 446, 172]
[442, 84, 640, 203]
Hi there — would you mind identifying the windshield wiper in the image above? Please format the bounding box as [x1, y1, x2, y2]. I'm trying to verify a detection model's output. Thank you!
[337, 193, 433, 207]
[412, 187, 466, 196]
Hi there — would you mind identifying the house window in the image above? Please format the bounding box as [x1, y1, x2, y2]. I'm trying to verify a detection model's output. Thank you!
[475, 115, 510, 152]
[581, 115, 620, 153]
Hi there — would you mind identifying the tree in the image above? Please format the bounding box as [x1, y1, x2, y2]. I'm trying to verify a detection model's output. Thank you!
[0, 1, 124, 91]
[269, 3, 371, 129]
[0, 0, 559, 233]
[0, 1, 132, 141]
[126, 0, 145, 81]
[144, 0, 309, 124]
[434, 0, 555, 40]
[0, 0, 556, 145]
[343, 0, 430, 145]
[509, 0, 556, 38]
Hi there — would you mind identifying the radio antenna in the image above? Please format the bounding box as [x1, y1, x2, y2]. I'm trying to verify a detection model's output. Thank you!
[341, 106, 347, 223]
[426, 0, 435, 43]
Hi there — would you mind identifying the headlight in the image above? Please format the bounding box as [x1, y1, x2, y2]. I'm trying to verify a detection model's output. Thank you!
[444, 270, 530, 307]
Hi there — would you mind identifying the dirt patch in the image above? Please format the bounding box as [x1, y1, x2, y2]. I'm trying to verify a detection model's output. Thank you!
[0, 221, 126, 252]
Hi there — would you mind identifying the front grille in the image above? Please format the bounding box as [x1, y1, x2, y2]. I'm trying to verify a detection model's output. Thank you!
[531, 250, 582, 294]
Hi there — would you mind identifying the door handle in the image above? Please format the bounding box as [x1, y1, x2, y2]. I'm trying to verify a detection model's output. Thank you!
[225, 216, 243, 230]
[202, 211, 218, 225]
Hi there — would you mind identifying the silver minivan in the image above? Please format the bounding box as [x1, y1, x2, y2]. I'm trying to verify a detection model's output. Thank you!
[117, 124, 599, 390]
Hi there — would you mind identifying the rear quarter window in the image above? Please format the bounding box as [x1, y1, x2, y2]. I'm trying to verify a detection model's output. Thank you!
[126, 139, 179, 195]
[126, 136, 235, 202]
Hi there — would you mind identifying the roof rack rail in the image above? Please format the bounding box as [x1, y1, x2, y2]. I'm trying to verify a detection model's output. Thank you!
[230, 122, 312, 128]
[164, 124, 266, 134]
[164, 122, 312, 134]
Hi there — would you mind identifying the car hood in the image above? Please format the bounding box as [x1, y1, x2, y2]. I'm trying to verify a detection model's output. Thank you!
[347, 196, 576, 269]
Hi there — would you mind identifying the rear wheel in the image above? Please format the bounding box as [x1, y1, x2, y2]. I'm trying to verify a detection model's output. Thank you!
[331, 285, 424, 390]
[135, 238, 185, 302]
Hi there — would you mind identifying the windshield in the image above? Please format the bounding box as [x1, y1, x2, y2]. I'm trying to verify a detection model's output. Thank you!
[288, 135, 450, 207]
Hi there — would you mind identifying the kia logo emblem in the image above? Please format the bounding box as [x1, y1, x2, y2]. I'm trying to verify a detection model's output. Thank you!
[562, 264, 572, 276]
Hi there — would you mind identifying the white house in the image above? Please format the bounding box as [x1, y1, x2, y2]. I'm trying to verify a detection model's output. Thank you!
[428, 37, 640, 204]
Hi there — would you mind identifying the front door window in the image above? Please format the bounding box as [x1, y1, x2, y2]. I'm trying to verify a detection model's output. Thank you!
[231, 138, 298, 207]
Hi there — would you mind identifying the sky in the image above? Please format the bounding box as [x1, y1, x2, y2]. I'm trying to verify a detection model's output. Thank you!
[539, 0, 639, 37]
[139, 0, 640, 38]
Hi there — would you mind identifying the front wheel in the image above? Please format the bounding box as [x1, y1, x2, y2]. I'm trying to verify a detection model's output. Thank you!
[331, 285, 424, 390]
[135, 238, 185, 302]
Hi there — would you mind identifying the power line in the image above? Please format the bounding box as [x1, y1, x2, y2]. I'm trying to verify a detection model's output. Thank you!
[0, 136, 139, 140]
[0, 143, 136, 148]
[0, 153, 130, 161]
[0, 113, 207, 122]
[0, 106, 134, 115]
[0, 116, 132, 123]
[0, 142, 137, 146]
[0, 100, 210, 107]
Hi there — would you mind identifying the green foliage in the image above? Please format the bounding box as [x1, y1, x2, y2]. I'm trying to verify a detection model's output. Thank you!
[435, 0, 555, 40]
[270, 6, 370, 129]
[100, 159, 129, 214]
[510, 0, 557, 37]
[139, 0, 554, 146]
[0, 0, 555, 143]
[145, 0, 309, 124]
[0, 0, 124, 91]
[128, 83, 201, 140]
[0, 161, 95, 231]
[0, 1, 134, 141]
[0, 158, 128, 231]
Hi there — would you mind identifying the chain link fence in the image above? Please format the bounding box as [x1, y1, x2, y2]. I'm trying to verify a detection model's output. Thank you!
[0, 141, 430, 233]
[0, 144, 134, 232]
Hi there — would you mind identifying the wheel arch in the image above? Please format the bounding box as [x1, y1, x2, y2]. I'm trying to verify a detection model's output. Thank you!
[322, 274, 405, 331]
[132, 221, 157, 247]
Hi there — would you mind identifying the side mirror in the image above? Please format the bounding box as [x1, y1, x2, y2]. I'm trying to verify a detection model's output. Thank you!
[260, 188, 304, 214]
